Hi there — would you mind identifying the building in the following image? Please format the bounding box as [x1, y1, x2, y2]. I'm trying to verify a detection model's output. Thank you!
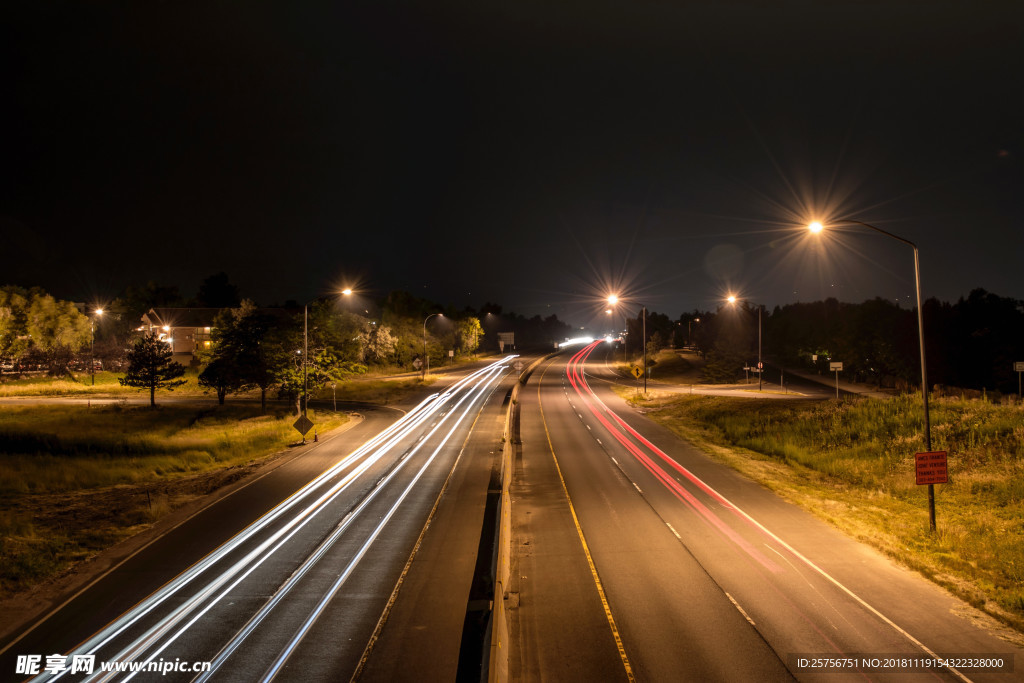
[139, 308, 220, 366]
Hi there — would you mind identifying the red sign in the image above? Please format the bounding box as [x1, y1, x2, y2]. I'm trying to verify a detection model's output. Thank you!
[915, 451, 948, 485]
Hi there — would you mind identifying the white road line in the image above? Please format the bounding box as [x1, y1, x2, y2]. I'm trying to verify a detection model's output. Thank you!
[726, 592, 756, 626]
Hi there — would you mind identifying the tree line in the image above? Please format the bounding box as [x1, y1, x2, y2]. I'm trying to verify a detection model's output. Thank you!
[1, 277, 574, 408]
[684, 289, 1024, 395]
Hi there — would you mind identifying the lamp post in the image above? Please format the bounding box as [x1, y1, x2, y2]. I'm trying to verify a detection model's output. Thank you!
[608, 294, 648, 391]
[809, 219, 935, 531]
[607, 295, 625, 361]
[641, 305, 647, 393]
[422, 313, 443, 380]
[90, 308, 104, 386]
[303, 290, 353, 419]
[688, 317, 700, 348]
[728, 296, 764, 391]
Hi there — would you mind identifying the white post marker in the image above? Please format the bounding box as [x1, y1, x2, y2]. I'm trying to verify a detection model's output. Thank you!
[1015, 361, 1024, 398]
[830, 361, 843, 399]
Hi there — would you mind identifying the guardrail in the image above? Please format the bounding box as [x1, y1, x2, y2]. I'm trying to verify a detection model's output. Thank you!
[488, 353, 551, 683]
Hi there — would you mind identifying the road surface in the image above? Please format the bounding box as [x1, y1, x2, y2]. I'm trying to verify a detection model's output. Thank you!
[511, 340, 1021, 681]
[3, 357, 517, 682]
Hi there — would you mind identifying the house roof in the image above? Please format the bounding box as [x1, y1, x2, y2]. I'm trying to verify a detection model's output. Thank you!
[142, 308, 222, 329]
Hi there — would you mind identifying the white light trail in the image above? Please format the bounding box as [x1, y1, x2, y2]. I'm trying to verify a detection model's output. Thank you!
[37, 357, 516, 683]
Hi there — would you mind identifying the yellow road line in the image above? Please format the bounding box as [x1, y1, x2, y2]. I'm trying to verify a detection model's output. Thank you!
[537, 360, 636, 682]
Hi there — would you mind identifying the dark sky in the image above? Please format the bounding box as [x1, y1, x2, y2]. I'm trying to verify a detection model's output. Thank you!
[4, 1, 1022, 329]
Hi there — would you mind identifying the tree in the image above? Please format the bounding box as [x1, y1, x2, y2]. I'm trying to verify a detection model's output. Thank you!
[0, 286, 90, 375]
[357, 322, 396, 363]
[195, 272, 241, 308]
[198, 357, 242, 405]
[119, 334, 187, 406]
[206, 301, 286, 413]
[456, 317, 483, 356]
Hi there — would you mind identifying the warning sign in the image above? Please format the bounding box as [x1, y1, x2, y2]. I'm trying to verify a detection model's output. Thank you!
[915, 451, 948, 485]
[293, 414, 314, 437]
[630, 365, 644, 379]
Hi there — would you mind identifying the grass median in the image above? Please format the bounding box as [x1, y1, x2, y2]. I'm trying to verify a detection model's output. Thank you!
[618, 388, 1024, 633]
[0, 403, 347, 599]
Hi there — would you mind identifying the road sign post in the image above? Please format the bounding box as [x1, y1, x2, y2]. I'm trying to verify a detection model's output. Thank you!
[829, 361, 843, 399]
[631, 365, 644, 395]
[915, 451, 947, 531]
[1015, 361, 1024, 398]
[293, 414, 314, 444]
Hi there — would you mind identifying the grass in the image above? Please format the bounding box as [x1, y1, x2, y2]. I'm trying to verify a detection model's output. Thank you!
[311, 376, 434, 406]
[0, 404, 348, 598]
[0, 371, 134, 397]
[0, 367, 436, 405]
[617, 389, 1024, 632]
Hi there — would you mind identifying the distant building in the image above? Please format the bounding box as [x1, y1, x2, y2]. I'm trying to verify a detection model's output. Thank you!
[139, 308, 220, 365]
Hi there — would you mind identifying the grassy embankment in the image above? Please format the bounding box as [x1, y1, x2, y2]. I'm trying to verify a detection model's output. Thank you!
[620, 387, 1024, 631]
[0, 367, 432, 405]
[0, 404, 347, 599]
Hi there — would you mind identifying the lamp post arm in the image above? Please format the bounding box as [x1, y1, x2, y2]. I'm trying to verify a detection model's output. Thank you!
[836, 219, 918, 251]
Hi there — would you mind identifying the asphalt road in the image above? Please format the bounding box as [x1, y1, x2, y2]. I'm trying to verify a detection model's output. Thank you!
[3, 357, 518, 682]
[511, 341, 1022, 682]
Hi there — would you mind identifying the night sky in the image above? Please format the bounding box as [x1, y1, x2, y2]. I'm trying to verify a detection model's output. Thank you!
[4, 1, 1022, 328]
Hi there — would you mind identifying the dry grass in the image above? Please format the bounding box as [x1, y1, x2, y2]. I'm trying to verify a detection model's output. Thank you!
[619, 389, 1024, 632]
[0, 404, 347, 597]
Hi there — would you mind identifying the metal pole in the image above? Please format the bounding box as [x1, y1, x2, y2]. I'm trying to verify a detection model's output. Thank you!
[912, 245, 936, 532]
[422, 313, 440, 380]
[642, 306, 647, 393]
[838, 220, 934, 531]
[303, 304, 308, 418]
[758, 305, 763, 391]
[90, 318, 96, 386]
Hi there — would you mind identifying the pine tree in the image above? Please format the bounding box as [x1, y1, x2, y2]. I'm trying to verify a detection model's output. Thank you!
[119, 334, 187, 406]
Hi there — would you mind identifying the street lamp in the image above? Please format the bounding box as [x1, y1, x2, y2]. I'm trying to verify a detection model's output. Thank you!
[809, 218, 935, 531]
[607, 294, 629, 363]
[303, 289, 353, 420]
[728, 296, 764, 391]
[608, 294, 649, 391]
[90, 308, 104, 386]
[422, 313, 443, 380]
[688, 317, 700, 347]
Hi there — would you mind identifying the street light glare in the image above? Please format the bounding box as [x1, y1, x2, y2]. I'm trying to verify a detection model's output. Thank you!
[727, 295, 737, 304]
[808, 221, 824, 234]
[95, 308, 104, 315]
[607, 294, 618, 305]
[341, 288, 352, 296]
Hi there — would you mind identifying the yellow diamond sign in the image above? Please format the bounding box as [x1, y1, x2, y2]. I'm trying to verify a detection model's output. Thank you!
[631, 365, 644, 379]
[293, 414, 314, 437]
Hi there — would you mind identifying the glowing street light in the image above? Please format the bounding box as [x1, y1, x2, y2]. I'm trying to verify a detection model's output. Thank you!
[608, 294, 647, 391]
[808, 218, 935, 531]
[90, 308, 104, 386]
[727, 296, 764, 391]
[422, 313, 443, 380]
[303, 289, 354, 428]
[688, 317, 700, 347]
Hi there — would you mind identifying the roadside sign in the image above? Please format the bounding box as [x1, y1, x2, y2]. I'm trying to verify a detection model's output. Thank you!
[514, 361, 524, 371]
[829, 362, 843, 372]
[631, 365, 644, 379]
[1015, 361, 1024, 372]
[413, 358, 423, 370]
[757, 361, 763, 369]
[915, 451, 948, 485]
[448, 349, 454, 357]
[293, 414, 314, 437]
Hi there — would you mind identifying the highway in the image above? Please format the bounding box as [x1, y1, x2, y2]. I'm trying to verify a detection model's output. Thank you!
[5, 356, 517, 682]
[511, 341, 1021, 681]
